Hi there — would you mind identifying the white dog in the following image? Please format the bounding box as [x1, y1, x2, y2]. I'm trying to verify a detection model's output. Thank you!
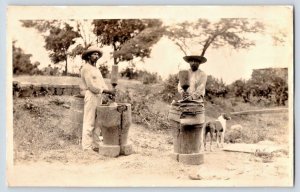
[201, 114, 231, 151]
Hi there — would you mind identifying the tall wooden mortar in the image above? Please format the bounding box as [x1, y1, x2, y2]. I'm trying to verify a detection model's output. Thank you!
[168, 70, 205, 165]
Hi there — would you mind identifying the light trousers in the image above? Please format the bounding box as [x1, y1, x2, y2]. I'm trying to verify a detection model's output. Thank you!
[82, 90, 102, 150]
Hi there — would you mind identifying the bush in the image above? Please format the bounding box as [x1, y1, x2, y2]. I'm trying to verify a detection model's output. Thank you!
[13, 42, 42, 75]
[140, 71, 161, 84]
[120, 67, 161, 84]
[205, 75, 228, 101]
[227, 68, 288, 106]
[42, 65, 61, 76]
[161, 74, 180, 103]
[120, 67, 138, 80]
[99, 64, 110, 78]
[112, 85, 170, 130]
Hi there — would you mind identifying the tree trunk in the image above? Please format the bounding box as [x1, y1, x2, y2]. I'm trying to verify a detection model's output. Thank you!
[113, 43, 118, 65]
[64, 56, 68, 76]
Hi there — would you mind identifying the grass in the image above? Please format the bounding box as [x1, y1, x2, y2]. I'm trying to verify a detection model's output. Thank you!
[12, 75, 290, 161]
[13, 75, 142, 90]
[225, 112, 289, 145]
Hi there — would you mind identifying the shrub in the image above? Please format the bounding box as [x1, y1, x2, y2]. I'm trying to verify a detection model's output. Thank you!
[99, 64, 110, 78]
[13, 42, 42, 75]
[205, 75, 228, 101]
[120, 67, 138, 80]
[140, 71, 161, 84]
[113, 86, 170, 130]
[161, 74, 180, 103]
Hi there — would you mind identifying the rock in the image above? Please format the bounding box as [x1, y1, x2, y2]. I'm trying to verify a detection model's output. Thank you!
[120, 144, 133, 156]
[169, 152, 179, 161]
[188, 173, 203, 180]
[178, 153, 204, 165]
[62, 104, 71, 109]
[98, 145, 120, 157]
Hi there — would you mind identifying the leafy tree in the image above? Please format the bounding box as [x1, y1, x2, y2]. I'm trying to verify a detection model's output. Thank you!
[92, 19, 163, 64]
[114, 27, 165, 62]
[13, 41, 41, 75]
[69, 20, 97, 58]
[167, 18, 274, 56]
[205, 75, 228, 100]
[98, 63, 109, 78]
[44, 23, 80, 75]
[161, 74, 180, 103]
[228, 79, 247, 97]
[227, 68, 288, 106]
[248, 68, 288, 105]
[120, 67, 138, 80]
[21, 20, 81, 75]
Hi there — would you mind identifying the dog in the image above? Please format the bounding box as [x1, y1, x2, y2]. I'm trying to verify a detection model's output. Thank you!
[202, 113, 231, 151]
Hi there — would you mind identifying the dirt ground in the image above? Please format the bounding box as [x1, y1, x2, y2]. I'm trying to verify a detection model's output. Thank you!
[10, 123, 292, 187]
[10, 78, 293, 187]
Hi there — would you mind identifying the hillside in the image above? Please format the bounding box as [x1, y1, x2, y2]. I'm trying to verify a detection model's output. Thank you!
[11, 76, 292, 186]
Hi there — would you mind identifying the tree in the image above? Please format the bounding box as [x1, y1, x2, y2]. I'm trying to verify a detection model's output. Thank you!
[92, 19, 163, 64]
[205, 75, 228, 100]
[44, 23, 80, 75]
[120, 67, 138, 80]
[114, 27, 165, 62]
[161, 74, 180, 103]
[21, 20, 81, 75]
[13, 41, 41, 75]
[229, 79, 247, 97]
[167, 18, 271, 56]
[249, 68, 288, 105]
[99, 63, 109, 78]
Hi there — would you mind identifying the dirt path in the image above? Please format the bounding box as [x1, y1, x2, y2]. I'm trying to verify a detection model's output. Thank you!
[10, 124, 292, 187]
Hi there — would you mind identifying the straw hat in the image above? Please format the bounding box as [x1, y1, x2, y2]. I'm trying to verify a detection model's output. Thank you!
[81, 46, 103, 61]
[183, 55, 207, 64]
[183, 51, 207, 64]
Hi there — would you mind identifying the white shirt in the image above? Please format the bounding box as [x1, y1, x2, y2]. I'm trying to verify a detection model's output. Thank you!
[178, 69, 207, 101]
[81, 63, 108, 94]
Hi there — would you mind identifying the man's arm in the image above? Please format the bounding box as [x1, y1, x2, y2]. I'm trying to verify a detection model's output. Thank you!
[191, 72, 207, 100]
[82, 68, 102, 94]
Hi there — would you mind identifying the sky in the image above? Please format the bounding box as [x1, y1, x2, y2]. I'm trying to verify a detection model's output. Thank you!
[11, 6, 293, 84]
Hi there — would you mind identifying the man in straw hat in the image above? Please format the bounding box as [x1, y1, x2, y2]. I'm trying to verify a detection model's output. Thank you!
[178, 54, 208, 102]
[81, 46, 115, 151]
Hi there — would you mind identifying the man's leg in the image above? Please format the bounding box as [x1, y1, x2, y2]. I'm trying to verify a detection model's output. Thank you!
[82, 92, 98, 150]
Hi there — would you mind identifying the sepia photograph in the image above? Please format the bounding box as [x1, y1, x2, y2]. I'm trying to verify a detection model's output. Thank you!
[6, 6, 294, 187]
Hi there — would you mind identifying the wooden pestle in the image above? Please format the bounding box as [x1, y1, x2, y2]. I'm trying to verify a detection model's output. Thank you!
[110, 65, 118, 106]
[179, 70, 190, 92]
[111, 64, 118, 87]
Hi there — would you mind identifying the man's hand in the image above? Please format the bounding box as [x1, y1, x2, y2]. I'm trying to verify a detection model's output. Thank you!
[183, 95, 193, 101]
[103, 89, 116, 96]
[182, 91, 190, 99]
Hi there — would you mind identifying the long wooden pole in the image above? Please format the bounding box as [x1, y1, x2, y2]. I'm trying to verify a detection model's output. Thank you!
[230, 108, 288, 116]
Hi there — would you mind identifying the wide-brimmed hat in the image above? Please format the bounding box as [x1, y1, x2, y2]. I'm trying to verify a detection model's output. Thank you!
[81, 46, 103, 61]
[183, 55, 207, 64]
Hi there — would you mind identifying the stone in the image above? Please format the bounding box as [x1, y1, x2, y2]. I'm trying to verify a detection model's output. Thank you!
[19, 84, 34, 97]
[120, 144, 133, 156]
[169, 152, 179, 161]
[46, 85, 56, 95]
[63, 85, 73, 95]
[55, 85, 64, 95]
[178, 153, 204, 165]
[98, 145, 120, 157]
[72, 85, 81, 96]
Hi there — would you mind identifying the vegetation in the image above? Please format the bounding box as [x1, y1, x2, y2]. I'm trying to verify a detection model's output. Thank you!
[120, 67, 162, 84]
[166, 18, 284, 56]
[92, 19, 164, 64]
[160, 67, 288, 106]
[98, 64, 110, 78]
[13, 41, 42, 75]
[44, 23, 80, 75]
